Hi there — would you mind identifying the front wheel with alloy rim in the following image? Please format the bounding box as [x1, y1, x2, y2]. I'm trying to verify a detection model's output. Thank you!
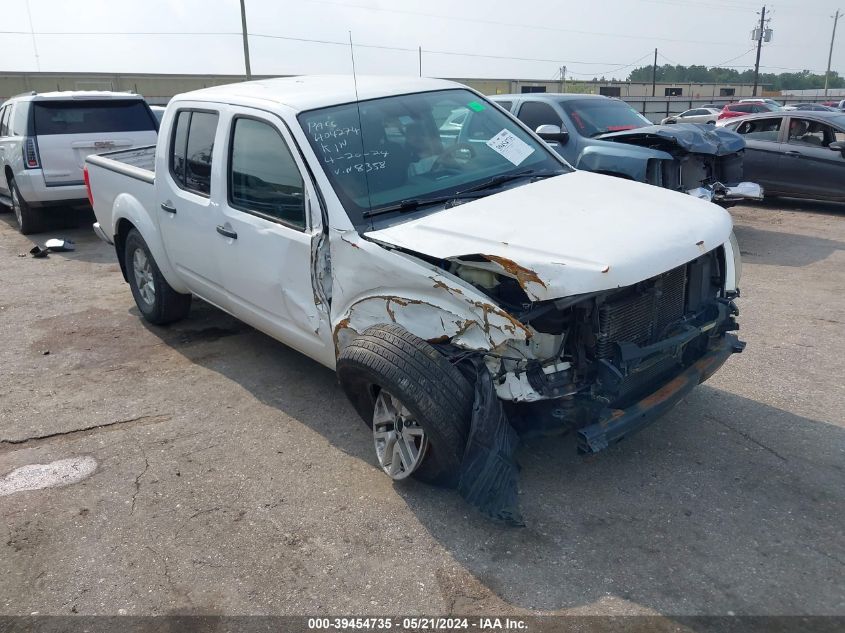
[337, 324, 475, 486]
[124, 228, 192, 325]
[372, 390, 429, 479]
[9, 178, 46, 235]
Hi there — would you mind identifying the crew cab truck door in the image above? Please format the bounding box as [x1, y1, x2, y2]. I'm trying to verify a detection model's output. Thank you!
[216, 108, 333, 366]
[156, 105, 230, 309]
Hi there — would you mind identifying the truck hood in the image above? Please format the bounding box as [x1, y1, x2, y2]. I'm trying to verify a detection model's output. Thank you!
[598, 123, 745, 156]
[365, 170, 733, 301]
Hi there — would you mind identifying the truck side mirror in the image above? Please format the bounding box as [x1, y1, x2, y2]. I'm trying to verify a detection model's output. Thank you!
[828, 140, 845, 156]
[535, 124, 570, 145]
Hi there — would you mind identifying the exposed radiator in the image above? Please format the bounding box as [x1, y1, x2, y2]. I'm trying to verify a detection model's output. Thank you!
[596, 264, 688, 360]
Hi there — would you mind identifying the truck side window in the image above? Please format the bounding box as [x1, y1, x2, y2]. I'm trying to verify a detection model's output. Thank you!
[517, 101, 562, 133]
[185, 112, 218, 195]
[170, 111, 190, 185]
[169, 109, 218, 196]
[228, 117, 305, 229]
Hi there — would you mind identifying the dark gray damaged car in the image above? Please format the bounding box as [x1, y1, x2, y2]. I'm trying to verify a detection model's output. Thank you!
[492, 93, 763, 205]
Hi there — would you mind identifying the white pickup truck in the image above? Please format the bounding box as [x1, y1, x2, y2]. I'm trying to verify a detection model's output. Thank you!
[85, 76, 744, 500]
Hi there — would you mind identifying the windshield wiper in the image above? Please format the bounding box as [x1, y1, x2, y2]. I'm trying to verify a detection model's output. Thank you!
[362, 169, 565, 219]
[452, 169, 563, 195]
[362, 194, 475, 218]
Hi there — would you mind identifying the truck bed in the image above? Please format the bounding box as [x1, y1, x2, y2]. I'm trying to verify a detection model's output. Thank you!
[85, 145, 157, 242]
[86, 145, 156, 183]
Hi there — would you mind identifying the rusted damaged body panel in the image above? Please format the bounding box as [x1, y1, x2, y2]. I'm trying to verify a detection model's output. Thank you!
[329, 228, 531, 359]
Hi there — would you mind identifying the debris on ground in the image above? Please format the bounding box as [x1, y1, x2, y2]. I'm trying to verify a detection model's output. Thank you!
[29, 239, 76, 258]
[45, 238, 75, 252]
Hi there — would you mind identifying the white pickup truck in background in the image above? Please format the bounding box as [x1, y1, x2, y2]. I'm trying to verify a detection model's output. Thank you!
[85, 76, 744, 519]
[0, 90, 158, 234]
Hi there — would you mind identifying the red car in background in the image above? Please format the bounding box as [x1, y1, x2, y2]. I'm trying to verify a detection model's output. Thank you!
[718, 102, 777, 120]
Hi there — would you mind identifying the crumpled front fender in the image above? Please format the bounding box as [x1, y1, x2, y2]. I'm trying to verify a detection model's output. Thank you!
[329, 230, 530, 358]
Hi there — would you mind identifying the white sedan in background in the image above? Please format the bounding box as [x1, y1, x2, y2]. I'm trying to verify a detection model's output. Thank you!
[661, 107, 721, 125]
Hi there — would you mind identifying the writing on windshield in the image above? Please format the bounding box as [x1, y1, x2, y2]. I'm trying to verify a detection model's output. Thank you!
[299, 89, 565, 226]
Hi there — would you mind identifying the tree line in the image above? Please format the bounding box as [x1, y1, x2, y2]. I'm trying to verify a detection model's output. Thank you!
[623, 64, 844, 91]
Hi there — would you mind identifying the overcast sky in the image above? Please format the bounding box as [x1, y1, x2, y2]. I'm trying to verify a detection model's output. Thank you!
[1, 0, 842, 80]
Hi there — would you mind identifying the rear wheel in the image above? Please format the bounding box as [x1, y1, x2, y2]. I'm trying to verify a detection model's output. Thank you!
[124, 228, 191, 325]
[337, 324, 474, 486]
[9, 177, 46, 235]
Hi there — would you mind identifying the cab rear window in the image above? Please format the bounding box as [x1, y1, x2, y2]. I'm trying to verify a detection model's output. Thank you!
[33, 100, 156, 135]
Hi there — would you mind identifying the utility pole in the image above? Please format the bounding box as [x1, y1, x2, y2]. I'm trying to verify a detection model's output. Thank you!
[561, 65, 567, 93]
[752, 5, 767, 97]
[239, 0, 252, 81]
[824, 10, 841, 97]
[419, 46, 422, 77]
[652, 48, 657, 97]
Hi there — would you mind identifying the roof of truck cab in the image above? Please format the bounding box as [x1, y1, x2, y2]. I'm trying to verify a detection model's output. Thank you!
[177, 75, 463, 111]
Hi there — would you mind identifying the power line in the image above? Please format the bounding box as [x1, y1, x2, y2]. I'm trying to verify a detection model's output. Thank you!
[565, 52, 656, 77]
[301, 0, 742, 46]
[0, 30, 242, 35]
[657, 51, 679, 65]
[0, 29, 836, 78]
[639, 0, 834, 16]
[713, 47, 759, 67]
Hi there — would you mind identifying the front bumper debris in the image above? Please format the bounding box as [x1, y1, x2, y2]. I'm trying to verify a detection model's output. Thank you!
[577, 334, 745, 454]
[688, 181, 764, 203]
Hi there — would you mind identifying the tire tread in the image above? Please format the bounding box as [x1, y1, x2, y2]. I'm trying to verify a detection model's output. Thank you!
[337, 324, 474, 486]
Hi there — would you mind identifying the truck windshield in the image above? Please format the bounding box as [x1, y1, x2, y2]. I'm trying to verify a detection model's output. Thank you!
[32, 100, 157, 135]
[298, 89, 567, 227]
[558, 98, 652, 137]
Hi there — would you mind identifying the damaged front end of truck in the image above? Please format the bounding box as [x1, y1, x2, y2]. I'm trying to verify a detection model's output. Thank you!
[414, 241, 745, 449]
[329, 174, 745, 523]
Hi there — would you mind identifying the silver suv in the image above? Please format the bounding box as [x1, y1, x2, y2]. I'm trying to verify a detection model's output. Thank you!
[0, 91, 158, 234]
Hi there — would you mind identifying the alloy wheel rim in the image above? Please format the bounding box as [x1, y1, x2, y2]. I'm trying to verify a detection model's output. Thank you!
[372, 390, 428, 480]
[132, 247, 156, 306]
[11, 187, 22, 227]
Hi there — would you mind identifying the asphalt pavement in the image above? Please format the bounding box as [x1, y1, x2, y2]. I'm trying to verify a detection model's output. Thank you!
[0, 200, 843, 617]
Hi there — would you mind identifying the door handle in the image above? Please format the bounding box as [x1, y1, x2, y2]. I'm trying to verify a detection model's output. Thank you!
[216, 225, 237, 239]
[160, 201, 177, 213]
[785, 150, 801, 157]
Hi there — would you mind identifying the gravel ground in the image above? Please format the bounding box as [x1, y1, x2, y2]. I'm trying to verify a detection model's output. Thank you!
[0, 200, 843, 617]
